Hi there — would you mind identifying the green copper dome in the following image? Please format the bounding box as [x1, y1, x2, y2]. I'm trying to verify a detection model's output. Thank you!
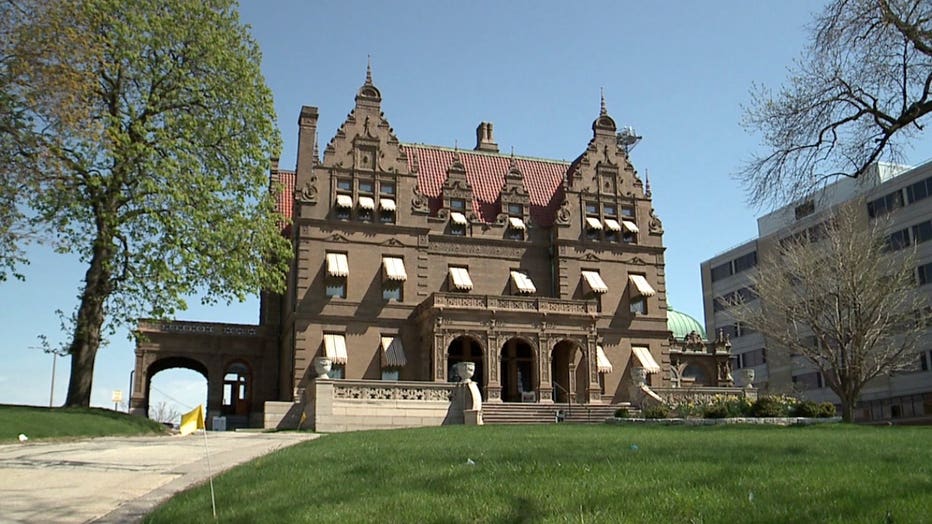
[667, 306, 707, 339]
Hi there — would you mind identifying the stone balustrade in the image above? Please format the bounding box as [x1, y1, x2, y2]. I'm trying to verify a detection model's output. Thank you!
[137, 319, 262, 337]
[426, 293, 596, 315]
[328, 379, 455, 402]
[649, 386, 757, 405]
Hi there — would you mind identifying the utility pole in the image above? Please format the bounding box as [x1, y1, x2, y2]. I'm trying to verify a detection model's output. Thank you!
[49, 352, 57, 408]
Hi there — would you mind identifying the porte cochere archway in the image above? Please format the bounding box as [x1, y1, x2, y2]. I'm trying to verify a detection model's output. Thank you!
[131, 320, 279, 429]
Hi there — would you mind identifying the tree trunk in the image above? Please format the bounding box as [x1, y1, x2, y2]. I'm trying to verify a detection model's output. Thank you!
[64, 231, 113, 407]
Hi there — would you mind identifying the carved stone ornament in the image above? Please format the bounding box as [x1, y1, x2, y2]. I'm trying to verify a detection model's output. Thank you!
[298, 176, 318, 203]
[314, 357, 332, 379]
[555, 199, 572, 225]
[649, 208, 664, 235]
[411, 183, 429, 214]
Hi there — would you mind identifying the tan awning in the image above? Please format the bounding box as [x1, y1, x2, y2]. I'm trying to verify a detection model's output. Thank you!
[326, 253, 348, 277]
[585, 217, 603, 230]
[581, 270, 608, 294]
[622, 220, 639, 233]
[628, 274, 656, 297]
[508, 217, 526, 230]
[510, 271, 537, 294]
[449, 267, 473, 290]
[358, 196, 375, 210]
[596, 345, 613, 373]
[632, 346, 660, 373]
[382, 257, 407, 281]
[323, 334, 348, 365]
[450, 211, 468, 225]
[380, 198, 396, 211]
[380, 336, 407, 368]
[335, 194, 353, 208]
[604, 218, 622, 232]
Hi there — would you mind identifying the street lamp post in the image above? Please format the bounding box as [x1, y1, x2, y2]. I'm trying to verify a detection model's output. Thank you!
[49, 352, 57, 408]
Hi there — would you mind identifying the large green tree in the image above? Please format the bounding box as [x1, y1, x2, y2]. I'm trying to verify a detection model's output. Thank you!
[4, 0, 291, 407]
[740, 0, 932, 206]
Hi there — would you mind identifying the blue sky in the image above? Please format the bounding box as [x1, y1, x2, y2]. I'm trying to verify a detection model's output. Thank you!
[3, 0, 930, 416]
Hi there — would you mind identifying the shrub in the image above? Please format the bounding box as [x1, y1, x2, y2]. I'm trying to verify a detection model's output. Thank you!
[703, 403, 729, 419]
[614, 407, 629, 418]
[817, 402, 837, 418]
[750, 396, 791, 417]
[641, 404, 671, 419]
[793, 400, 820, 418]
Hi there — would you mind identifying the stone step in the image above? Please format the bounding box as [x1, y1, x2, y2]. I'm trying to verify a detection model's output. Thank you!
[481, 403, 634, 425]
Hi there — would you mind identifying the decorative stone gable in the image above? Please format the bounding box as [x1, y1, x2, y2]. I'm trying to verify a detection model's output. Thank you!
[566, 97, 644, 199]
[497, 157, 531, 225]
[439, 150, 478, 222]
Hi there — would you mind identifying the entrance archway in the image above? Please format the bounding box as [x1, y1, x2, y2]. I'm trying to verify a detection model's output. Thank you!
[221, 361, 251, 416]
[447, 335, 484, 393]
[144, 357, 208, 424]
[500, 338, 537, 402]
[550, 340, 586, 403]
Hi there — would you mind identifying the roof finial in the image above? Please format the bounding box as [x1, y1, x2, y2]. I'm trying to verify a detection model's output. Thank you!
[511, 146, 515, 158]
[600, 87, 607, 116]
[645, 169, 652, 197]
[366, 55, 373, 85]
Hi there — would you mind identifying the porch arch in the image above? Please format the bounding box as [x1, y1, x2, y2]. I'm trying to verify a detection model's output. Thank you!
[499, 337, 538, 402]
[142, 356, 209, 419]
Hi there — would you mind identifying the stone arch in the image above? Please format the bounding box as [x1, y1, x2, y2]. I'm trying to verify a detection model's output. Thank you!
[499, 336, 539, 402]
[445, 335, 485, 396]
[550, 338, 587, 404]
[141, 356, 209, 420]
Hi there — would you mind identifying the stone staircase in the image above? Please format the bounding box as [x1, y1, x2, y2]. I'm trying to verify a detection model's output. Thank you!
[481, 402, 636, 425]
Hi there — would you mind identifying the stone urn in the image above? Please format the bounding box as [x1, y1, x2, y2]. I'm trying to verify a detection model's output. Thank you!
[454, 361, 476, 383]
[738, 368, 755, 388]
[629, 366, 647, 387]
[314, 357, 332, 379]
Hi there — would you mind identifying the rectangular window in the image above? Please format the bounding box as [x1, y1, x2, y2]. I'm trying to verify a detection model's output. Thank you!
[603, 204, 617, 217]
[921, 351, 929, 372]
[906, 177, 931, 205]
[732, 252, 758, 273]
[325, 278, 346, 298]
[886, 228, 911, 251]
[382, 281, 403, 301]
[918, 262, 932, 286]
[621, 206, 635, 218]
[507, 203, 523, 216]
[868, 190, 904, 218]
[710, 262, 733, 282]
[912, 221, 932, 245]
[337, 179, 352, 192]
[450, 198, 466, 211]
[380, 182, 395, 196]
[381, 369, 400, 381]
[359, 180, 374, 194]
[794, 200, 815, 220]
[629, 296, 647, 315]
[793, 371, 823, 390]
[585, 202, 598, 215]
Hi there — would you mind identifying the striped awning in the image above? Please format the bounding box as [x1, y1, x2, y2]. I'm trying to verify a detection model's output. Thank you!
[358, 196, 375, 210]
[380, 198, 396, 211]
[585, 217, 603, 230]
[581, 270, 608, 294]
[335, 194, 353, 208]
[510, 271, 537, 294]
[596, 346, 613, 374]
[622, 220, 639, 233]
[449, 267, 474, 290]
[628, 274, 656, 297]
[382, 257, 407, 281]
[326, 253, 348, 277]
[604, 218, 622, 232]
[450, 211, 468, 225]
[632, 346, 660, 373]
[508, 217, 526, 230]
[323, 334, 348, 365]
[380, 336, 407, 368]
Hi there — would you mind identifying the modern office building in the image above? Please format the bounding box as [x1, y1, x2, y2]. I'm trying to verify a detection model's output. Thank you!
[701, 161, 932, 422]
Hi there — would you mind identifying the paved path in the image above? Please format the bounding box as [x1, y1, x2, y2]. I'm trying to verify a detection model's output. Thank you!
[0, 431, 320, 523]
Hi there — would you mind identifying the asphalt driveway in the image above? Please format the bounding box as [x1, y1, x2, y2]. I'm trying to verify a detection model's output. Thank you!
[0, 431, 319, 523]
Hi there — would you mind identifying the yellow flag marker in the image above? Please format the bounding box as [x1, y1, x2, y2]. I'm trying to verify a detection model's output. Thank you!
[179, 404, 205, 436]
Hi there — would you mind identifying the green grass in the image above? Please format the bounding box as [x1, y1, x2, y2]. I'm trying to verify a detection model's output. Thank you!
[146, 424, 932, 523]
[0, 404, 167, 443]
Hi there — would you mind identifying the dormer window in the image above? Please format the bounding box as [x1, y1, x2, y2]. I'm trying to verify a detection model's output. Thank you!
[506, 203, 525, 240]
[450, 198, 466, 212]
[449, 199, 467, 235]
[603, 205, 619, 242]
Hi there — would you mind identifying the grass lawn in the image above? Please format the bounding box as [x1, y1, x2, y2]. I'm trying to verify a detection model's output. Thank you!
[0, 404, 166, 443]
[146, 424, 932, 523]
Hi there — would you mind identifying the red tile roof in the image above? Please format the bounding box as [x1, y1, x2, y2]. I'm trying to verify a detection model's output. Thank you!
[269, 147, 569, 227]
[402, 145, 568, 226]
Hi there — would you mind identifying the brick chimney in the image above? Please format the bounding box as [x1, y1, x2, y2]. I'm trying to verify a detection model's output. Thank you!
[475, 122, 499, 153]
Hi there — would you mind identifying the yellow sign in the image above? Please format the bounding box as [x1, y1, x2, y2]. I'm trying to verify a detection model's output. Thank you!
[111, 390, 123, 402]
[179, 405, 205, 436]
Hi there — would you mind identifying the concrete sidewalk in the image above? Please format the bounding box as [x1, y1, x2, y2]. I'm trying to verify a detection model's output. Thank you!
[0, 431, 320, 523]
